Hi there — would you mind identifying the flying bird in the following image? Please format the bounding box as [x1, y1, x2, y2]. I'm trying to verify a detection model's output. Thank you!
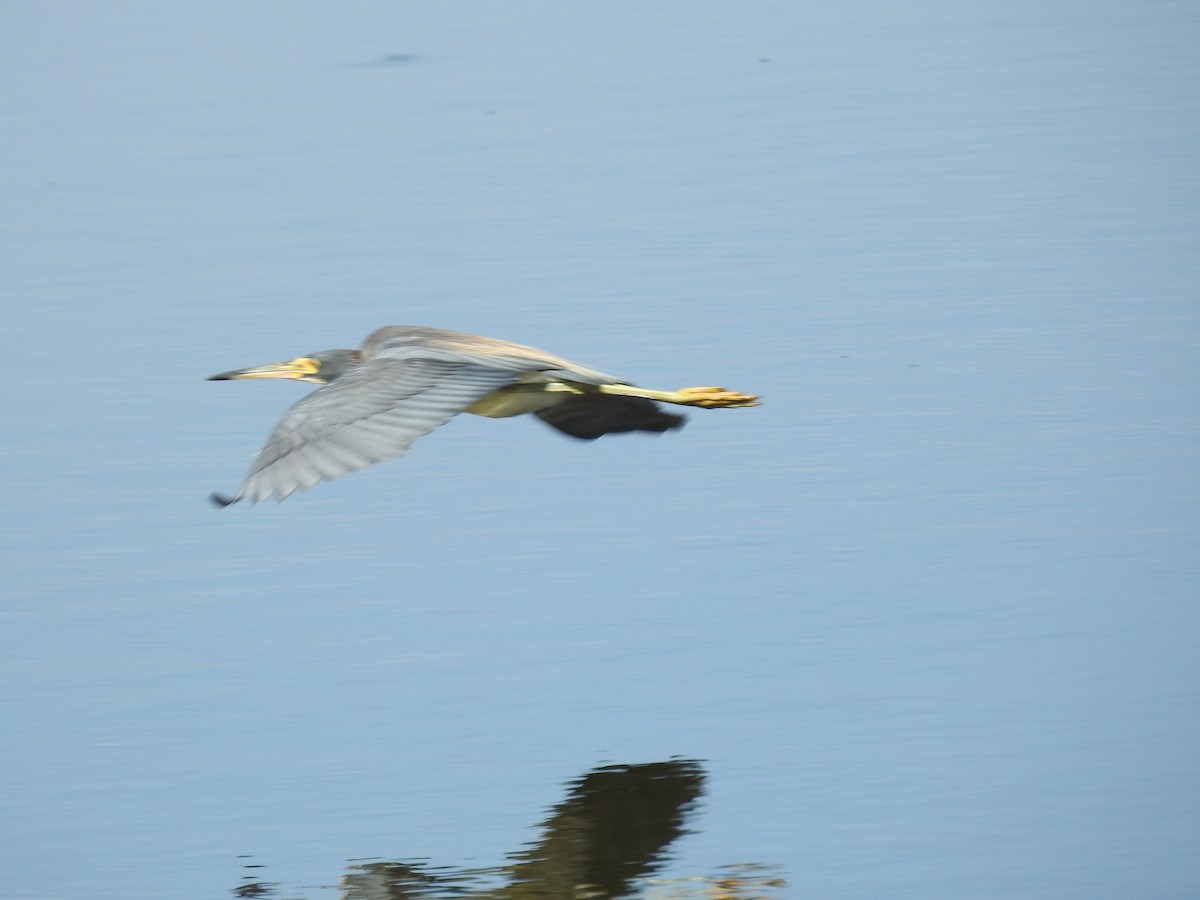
[209, 325, 759, 505]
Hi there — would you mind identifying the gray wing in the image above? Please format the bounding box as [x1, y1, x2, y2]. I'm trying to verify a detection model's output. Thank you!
[364, 325, 625, 385]
[226, 357, 521, 504]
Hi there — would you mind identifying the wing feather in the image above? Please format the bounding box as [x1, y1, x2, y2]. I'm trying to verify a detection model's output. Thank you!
[231, 357, 520, 503]
[365, 326, 624, 385]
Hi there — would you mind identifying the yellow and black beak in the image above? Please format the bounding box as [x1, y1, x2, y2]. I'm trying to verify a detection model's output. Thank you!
[208, 356, 327, 383]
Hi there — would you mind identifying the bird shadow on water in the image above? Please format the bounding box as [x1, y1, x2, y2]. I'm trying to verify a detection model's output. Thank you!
[232, 760, 784, 900]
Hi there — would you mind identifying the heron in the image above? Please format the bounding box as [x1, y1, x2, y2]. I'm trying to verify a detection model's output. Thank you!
[208, 325, 759, 506]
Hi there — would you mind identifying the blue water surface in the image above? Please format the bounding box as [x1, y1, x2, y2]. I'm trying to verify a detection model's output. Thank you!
[2, 2, 1198, 897]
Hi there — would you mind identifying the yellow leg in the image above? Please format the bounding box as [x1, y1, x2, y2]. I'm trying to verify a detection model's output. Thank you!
[593, 383, 760, 408]
[490, 379, 759, 408]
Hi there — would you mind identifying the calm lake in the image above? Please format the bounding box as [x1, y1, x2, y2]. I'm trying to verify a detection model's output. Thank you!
[2, 2, 1198, 897]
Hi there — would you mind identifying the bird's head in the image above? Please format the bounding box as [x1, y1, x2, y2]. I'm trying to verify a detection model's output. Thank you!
[208, 348, 362, 384]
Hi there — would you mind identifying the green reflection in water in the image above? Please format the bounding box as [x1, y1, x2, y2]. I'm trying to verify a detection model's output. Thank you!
[233, 761, 784, 900]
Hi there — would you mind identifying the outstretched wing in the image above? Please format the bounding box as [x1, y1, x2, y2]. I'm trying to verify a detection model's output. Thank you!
[225, 357, 521, 504]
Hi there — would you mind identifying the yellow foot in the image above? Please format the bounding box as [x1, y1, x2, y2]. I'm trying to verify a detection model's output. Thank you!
[676, 386, 761, 408]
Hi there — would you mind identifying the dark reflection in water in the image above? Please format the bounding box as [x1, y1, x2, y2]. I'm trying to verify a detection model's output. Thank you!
[233, 760, 784, 899]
